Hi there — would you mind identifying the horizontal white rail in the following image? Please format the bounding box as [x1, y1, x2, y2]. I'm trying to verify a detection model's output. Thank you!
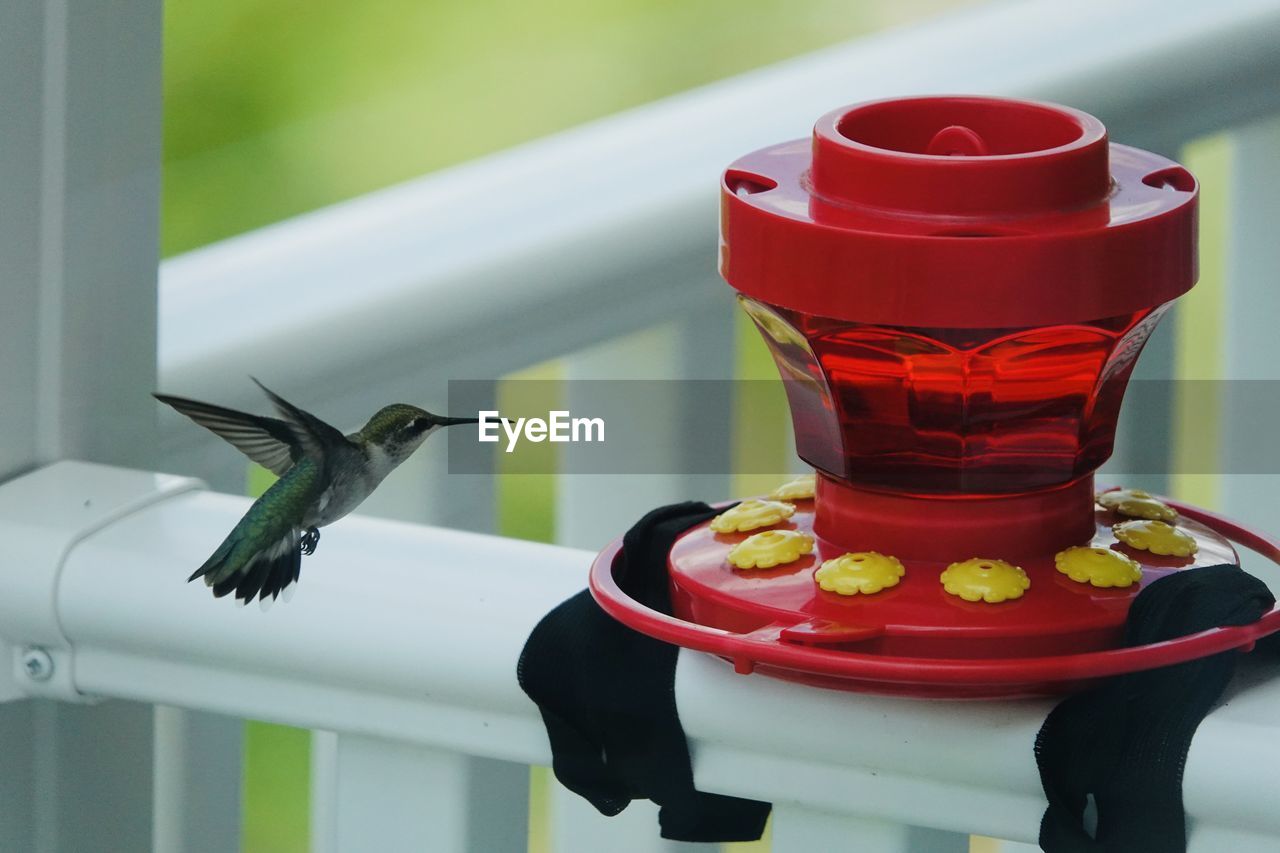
[156, 0, 1280, 482]
[4, 461, 1280, 849]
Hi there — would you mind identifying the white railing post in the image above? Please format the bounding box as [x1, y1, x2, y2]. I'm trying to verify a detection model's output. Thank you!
[0, 700, 36, 850]
[310, 733, 529, 853]
[550, 298, 734, 852]
[0, 0, 162, 478]
[548, 792, 720, 853]
[1219, 115, 1280, 527]
[556, 298, 736, 551]
[552, 327, 687, 851]
[152, 706, 244, 853]
[771, 806, 969, 853]
[0, 1, 178, 851]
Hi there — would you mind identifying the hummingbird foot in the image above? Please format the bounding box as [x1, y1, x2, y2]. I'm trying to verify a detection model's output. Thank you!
[301, 527, 320, 556]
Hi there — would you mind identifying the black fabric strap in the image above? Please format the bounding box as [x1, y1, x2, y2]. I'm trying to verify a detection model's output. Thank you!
[1036, 564, 1277, 853]
[517, 502, 772, 843]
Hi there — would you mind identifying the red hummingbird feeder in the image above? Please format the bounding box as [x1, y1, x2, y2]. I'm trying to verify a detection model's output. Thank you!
[590, 95, 1280, 698]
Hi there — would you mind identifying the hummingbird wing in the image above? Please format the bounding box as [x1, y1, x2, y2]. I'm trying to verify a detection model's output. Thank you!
[251, 377, 356, 460]
[154, 393, 300, 477]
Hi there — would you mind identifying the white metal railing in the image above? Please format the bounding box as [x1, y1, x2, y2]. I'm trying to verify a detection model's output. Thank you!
[4, 0, 1280, 851]
[4, 456, 1280, 853]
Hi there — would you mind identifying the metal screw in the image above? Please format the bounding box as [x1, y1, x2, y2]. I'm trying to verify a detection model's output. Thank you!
[21, 647, 54, 682]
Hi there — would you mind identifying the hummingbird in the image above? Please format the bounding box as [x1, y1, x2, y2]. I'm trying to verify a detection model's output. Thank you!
[155, 379, 479, 604]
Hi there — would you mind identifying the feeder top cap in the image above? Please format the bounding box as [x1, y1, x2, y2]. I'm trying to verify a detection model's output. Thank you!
[811, 96, 1109, 218]
[720, 95, 1199, 328]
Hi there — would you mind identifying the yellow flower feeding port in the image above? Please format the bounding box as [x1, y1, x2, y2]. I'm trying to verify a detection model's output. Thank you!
[940, 559, 1031, 604]
[1096, 488, 1177, 522]
[1055, 546, 1144, 589]
[1113, 520, 1199, 557]
[727, 530, 815, 570]
[815, 552, 905, 596]
[710, 500, 797, 534]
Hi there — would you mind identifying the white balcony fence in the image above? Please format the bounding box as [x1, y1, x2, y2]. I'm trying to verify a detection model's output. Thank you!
[3, 0, 1280, 851]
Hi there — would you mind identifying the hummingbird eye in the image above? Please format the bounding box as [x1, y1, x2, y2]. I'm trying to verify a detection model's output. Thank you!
[407, 417, 430, 433]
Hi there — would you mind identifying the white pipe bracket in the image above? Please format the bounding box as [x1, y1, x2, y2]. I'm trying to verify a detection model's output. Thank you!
[0, 461, 203, 702]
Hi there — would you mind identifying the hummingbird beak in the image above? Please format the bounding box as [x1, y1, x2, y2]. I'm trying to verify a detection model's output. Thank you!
[437, 416, 481, 427]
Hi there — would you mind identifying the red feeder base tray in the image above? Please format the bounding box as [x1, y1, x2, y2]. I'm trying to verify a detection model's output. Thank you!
[589, 498, 1280, 699]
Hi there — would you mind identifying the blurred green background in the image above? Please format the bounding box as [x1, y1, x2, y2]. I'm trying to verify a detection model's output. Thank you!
[162, 0, 975, 256]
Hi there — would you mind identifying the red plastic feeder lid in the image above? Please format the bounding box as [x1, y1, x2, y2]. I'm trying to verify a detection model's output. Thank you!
[720, 95, 1198, 327]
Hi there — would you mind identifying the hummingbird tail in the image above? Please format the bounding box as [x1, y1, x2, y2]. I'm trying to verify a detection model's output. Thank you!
[191, 534, 303, 604]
